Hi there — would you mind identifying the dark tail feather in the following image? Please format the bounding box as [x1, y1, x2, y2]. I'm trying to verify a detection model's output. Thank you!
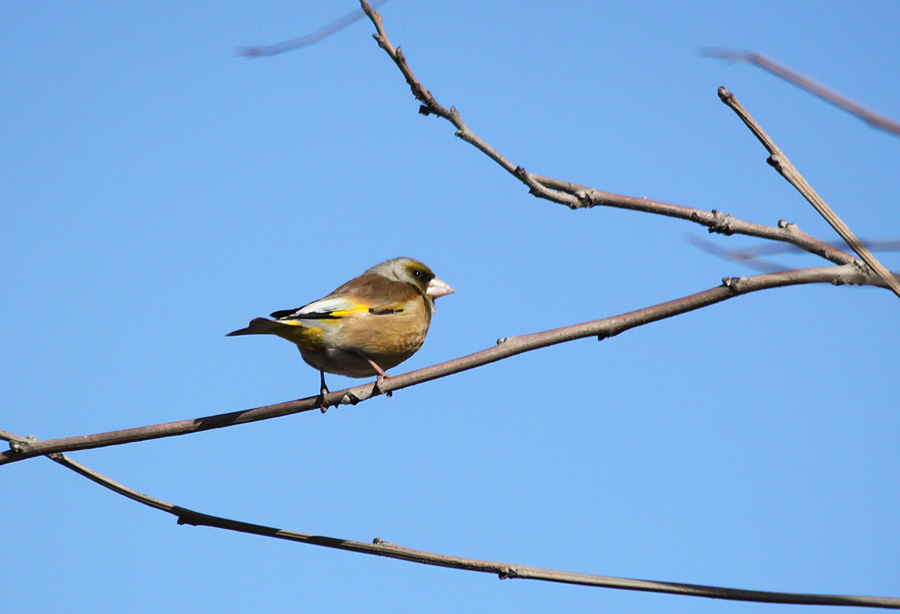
[226, 317, 281, 336]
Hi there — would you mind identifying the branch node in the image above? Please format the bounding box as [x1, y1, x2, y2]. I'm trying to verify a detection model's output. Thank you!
[777, 219, 799, 233]
[372, 537, 383, 544]
[721, 276, 745, 294]
[708, 209, 736, 235]
[8, 434, 36, 453]
[766, 153, 789, 175]
[717, 86, 733, 103]
[496, 337, 508, 345]
[340, 392, 361, 405]
[418, 104, 434, 116]
[573, 190, 592, 209]
[498, 566, 519, 580]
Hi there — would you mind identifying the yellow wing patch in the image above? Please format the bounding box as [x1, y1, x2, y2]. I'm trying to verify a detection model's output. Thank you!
[327, 304, 370, 317]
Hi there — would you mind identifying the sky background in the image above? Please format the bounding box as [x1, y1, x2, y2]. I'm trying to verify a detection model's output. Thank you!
[2, 1, 898, 613]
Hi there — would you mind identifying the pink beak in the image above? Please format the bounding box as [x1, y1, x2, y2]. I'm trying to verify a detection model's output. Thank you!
[426, 276, 455, 299]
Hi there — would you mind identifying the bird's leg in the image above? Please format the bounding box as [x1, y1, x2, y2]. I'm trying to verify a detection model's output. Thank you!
[318, 370, 330, 413]
[363, 356, 392, 397]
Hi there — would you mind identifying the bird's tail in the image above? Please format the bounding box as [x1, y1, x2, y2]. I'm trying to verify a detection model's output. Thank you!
[226, 317, 284, 336]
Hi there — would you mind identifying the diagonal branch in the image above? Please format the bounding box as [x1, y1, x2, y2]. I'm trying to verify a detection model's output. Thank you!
[718, 87, 900, 299]
[2, 264, 887, 466]
[351, 3, 864, 267]
[0, 428, 891, 610]
[701, 49, 900, 138]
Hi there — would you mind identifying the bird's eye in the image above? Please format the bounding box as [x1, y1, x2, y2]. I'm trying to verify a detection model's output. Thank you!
[411, 269, 423, 278]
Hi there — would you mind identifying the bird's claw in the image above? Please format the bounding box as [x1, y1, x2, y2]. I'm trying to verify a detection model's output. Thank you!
[374, 374, 392, 397]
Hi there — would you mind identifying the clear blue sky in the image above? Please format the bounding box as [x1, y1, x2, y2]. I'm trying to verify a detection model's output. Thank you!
[3, 2, 898, 613]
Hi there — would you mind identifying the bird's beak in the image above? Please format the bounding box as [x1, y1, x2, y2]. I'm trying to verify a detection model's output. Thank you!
[426, 276, 455, 299]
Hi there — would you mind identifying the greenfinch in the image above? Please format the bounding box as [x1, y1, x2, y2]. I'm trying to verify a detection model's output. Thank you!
[227, 257, 454, 399]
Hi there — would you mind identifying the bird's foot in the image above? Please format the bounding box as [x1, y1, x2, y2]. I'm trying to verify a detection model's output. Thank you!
[363, 356, 392, 398]
[318, 371, 330, 413]
[374, 373, 392, 398]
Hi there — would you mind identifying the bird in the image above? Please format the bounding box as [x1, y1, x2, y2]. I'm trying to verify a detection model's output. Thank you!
[227, 257, 454, 406]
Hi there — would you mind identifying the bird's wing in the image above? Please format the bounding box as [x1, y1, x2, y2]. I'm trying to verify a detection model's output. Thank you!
[272, 275, 419, 321]
[270, 296, 366, 321]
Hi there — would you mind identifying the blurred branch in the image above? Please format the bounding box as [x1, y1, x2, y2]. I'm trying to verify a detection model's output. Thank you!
[718, 87, 900, 299]
[701, 49, 900, 137]
[0, 429, 892, 610]
[2, 263, 887, 466]
[689, 236, 900, 273]
[239, 0, 389, 57]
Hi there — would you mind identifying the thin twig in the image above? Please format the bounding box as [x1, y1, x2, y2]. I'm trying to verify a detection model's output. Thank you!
[718, 87, 900, 299]
[0, 428, 889, 610]
[1, 264, 884, 466]
[702, 49, 900, 138]
[532, 175, 859, 265]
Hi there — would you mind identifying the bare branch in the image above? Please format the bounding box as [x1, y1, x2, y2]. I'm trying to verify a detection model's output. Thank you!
[1, 264, 883, 466]
[718, 87, 900, 299]
[350, 3, 868, 268]
[702, 49, 900, 137]
[533, 175, 860, 265]
[0, 428, 889, 610]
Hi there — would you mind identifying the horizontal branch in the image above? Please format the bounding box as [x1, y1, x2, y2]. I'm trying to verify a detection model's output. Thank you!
[1, 265, 879, 466]
[532, 175, 858, 266]
[3, 430, 890, 609]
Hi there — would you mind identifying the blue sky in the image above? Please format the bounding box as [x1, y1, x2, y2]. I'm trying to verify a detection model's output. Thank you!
[3, 1, 898, 612]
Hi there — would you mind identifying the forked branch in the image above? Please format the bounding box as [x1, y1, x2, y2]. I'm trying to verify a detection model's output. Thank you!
[718, 87, 900, 298]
